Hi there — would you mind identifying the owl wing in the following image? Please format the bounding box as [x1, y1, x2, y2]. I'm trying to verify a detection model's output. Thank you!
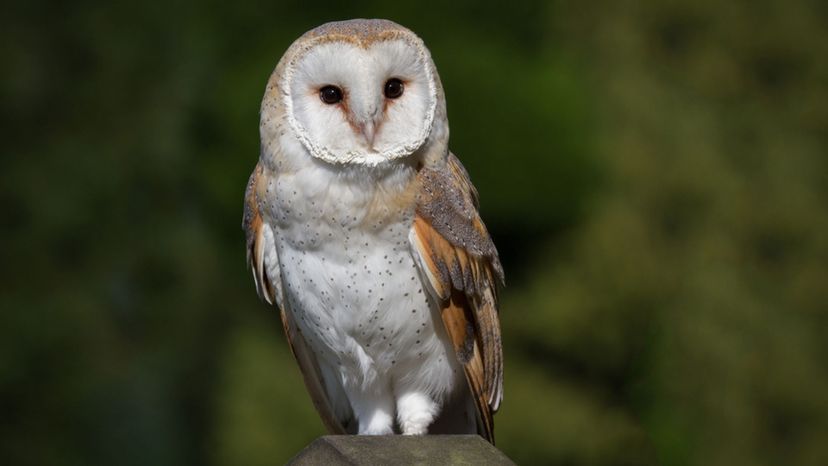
[244, 163, 349, 435]
[409, 153, 505, 443]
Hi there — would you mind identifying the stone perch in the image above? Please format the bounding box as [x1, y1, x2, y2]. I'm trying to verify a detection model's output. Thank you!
[288, 435, 516, 465]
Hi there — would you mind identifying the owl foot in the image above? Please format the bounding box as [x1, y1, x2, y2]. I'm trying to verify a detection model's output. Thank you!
[352, 392, 395, 435]
[359, 413, 394, 435]
[396, 392, 439, 435]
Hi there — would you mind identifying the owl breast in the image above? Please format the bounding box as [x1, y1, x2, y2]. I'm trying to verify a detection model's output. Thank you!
[263, 159, 462, 401]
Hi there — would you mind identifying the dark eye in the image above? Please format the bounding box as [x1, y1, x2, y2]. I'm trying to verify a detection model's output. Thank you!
[319, 85, 343, 104]
[384, 78, 404, 99]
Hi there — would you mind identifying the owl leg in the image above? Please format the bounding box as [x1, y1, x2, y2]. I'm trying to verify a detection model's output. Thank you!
[349, 389, 395, 435]
[396, 391, 439, 435]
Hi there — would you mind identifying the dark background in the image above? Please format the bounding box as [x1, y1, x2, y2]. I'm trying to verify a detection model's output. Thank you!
[2, 1, 827, 465]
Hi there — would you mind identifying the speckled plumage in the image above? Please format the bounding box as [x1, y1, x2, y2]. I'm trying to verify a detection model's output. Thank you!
[244, 19, 503, 442]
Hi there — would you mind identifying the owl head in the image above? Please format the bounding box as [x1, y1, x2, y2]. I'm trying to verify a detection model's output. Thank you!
[261, 19, 448, 166]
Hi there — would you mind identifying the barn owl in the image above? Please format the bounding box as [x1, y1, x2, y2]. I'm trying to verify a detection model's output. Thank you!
[243, 19, 504, 442]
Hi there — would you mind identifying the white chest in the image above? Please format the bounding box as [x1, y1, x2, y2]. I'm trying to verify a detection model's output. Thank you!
[262, 160, 456, 393]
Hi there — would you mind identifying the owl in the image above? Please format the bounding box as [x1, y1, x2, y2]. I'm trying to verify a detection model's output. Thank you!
[243, 19, 504, 442]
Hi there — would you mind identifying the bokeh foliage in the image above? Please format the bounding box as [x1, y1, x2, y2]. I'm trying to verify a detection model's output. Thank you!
[2, 1, 826, 465]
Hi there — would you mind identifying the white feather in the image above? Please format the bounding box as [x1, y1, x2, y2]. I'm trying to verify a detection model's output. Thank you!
[264, 152, 464, 433]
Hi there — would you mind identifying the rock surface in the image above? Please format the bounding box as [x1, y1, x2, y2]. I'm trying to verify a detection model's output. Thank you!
[288, 435, 516, 465]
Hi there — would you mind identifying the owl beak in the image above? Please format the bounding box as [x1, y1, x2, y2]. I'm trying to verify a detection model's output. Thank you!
[360, 120, 377, 149]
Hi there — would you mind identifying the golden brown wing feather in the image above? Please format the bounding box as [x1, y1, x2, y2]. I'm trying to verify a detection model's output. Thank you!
[410, 153, 504, 443]
[243, 163, 348, 434]
[244, 164, 276, 305]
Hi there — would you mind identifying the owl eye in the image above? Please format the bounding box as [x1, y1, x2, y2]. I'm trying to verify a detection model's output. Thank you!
[319, 85, 343, 104]
[384, 78, 404, 99]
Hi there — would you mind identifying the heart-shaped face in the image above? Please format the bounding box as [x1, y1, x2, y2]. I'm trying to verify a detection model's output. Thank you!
[283, 35, 437, 166]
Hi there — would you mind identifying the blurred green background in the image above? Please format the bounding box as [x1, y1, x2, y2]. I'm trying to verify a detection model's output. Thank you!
[2, 1, 827, 465]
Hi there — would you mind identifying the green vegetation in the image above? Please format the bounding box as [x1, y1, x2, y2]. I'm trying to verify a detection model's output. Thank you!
[2, 1, 826, 465]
